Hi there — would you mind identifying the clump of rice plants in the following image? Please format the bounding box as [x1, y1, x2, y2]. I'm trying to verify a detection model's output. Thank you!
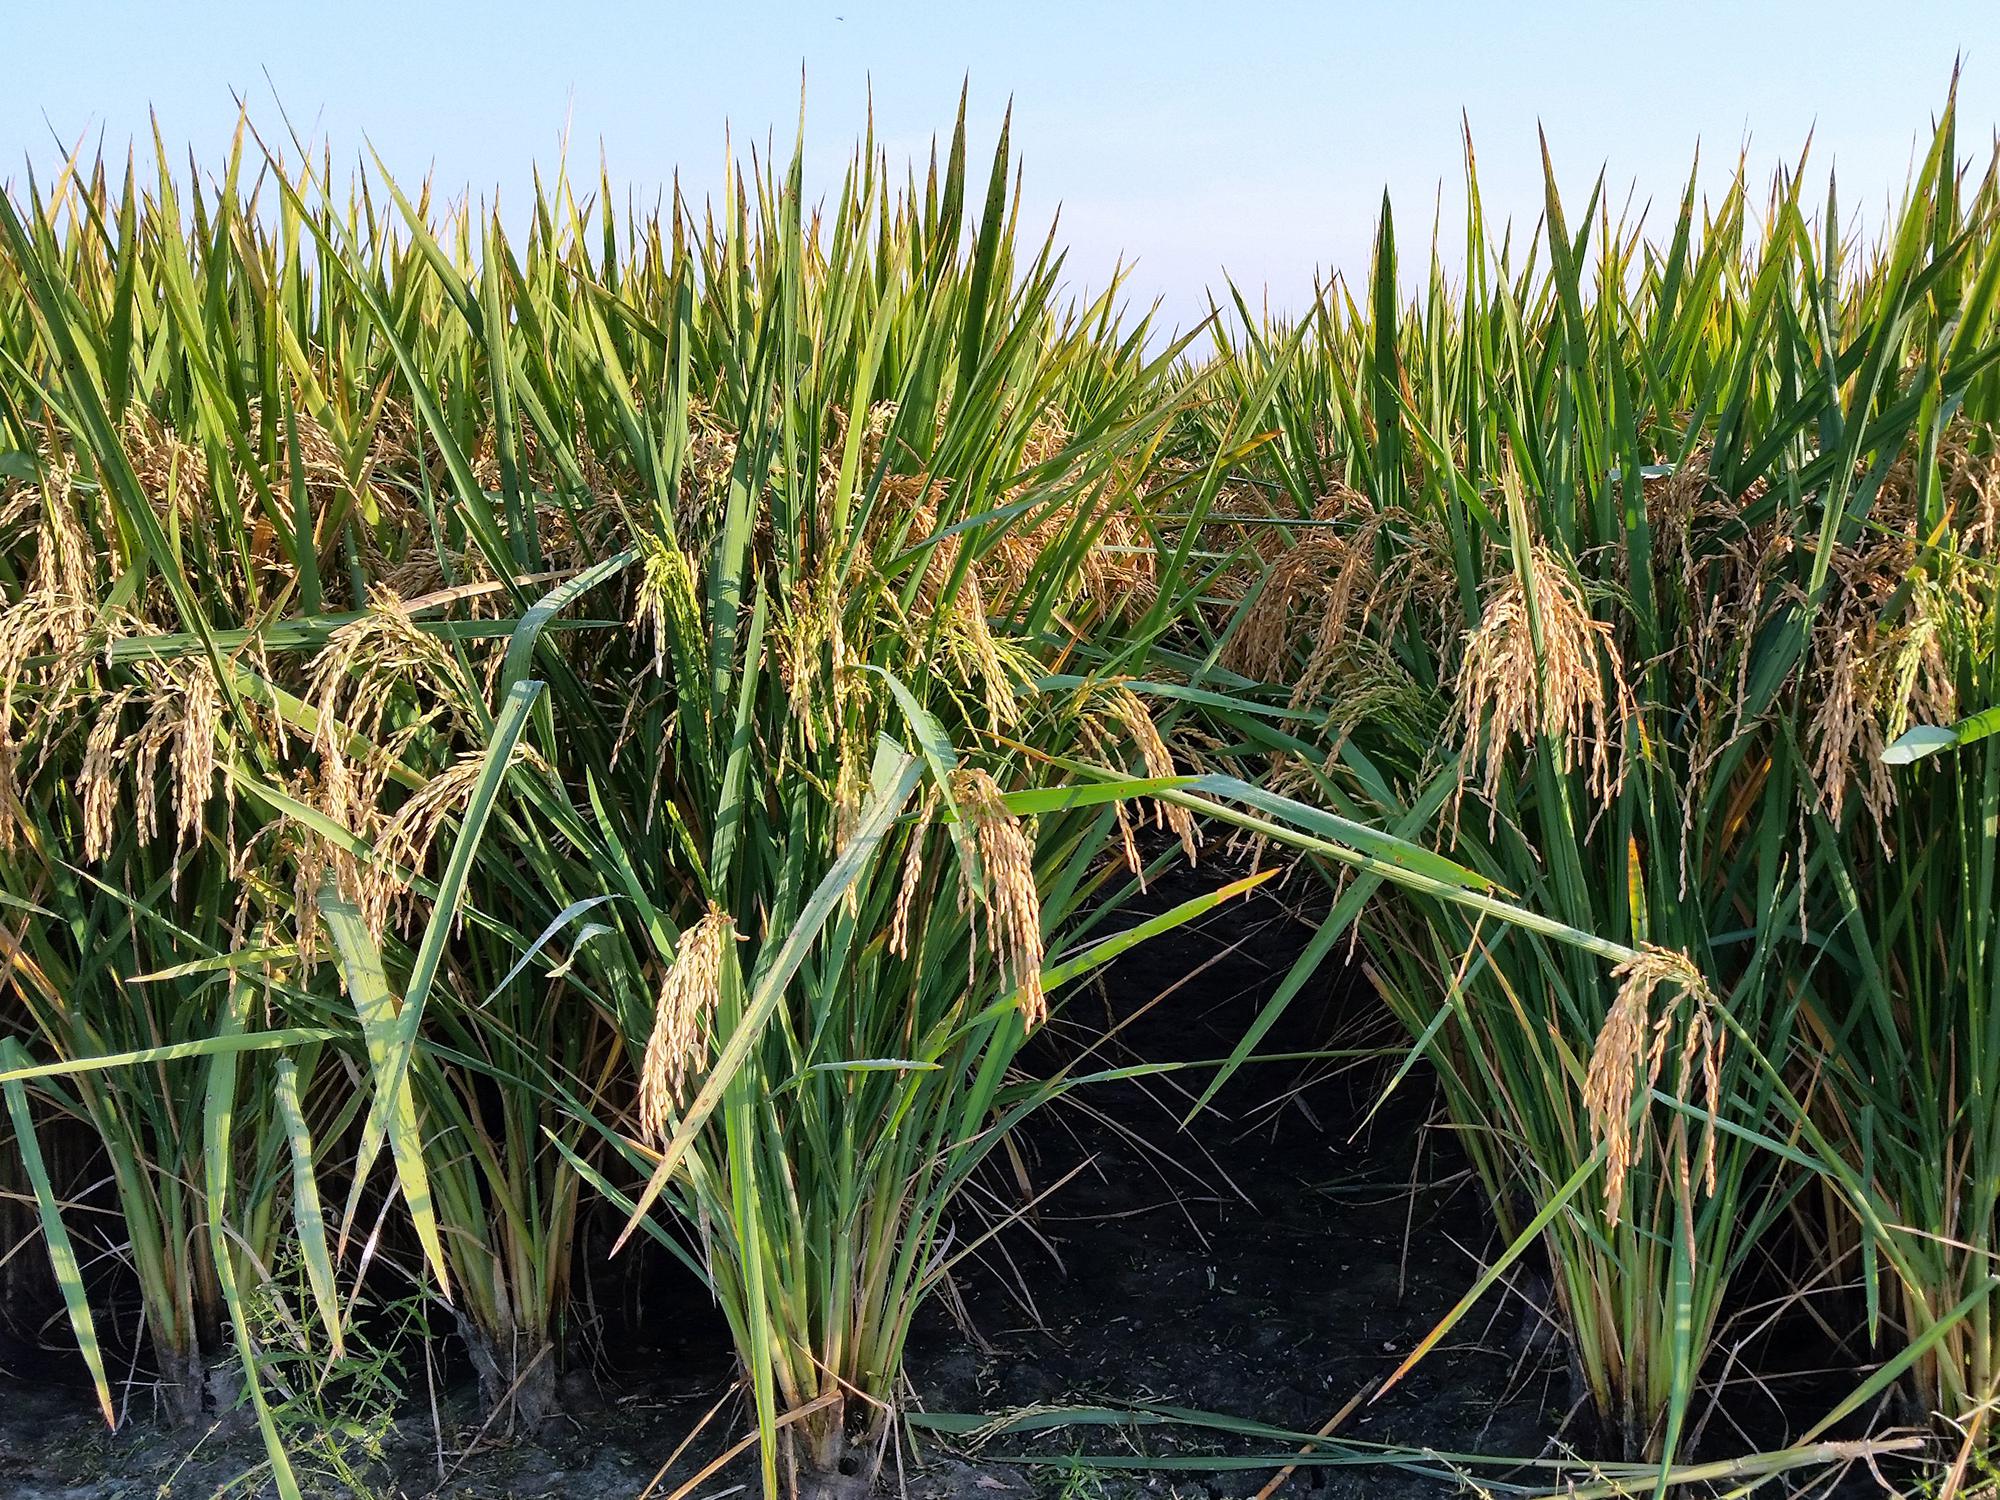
[0, 102, 1559, 1500]
[1178, 97, 2000, 1466]
[1793, 435, 2000, 1427]
[8, 83, 2000, 1500]
[362, 115, 1233, 1494]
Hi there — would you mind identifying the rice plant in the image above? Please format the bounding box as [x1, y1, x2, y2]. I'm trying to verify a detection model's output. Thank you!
[1176, 97, 2000, 1465]
[1784, 352, 2000, 1426]
[0, 102, 1592, 1500]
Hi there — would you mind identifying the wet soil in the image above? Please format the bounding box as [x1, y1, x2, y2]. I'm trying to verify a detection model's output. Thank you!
[0, 866, 1898, 1498]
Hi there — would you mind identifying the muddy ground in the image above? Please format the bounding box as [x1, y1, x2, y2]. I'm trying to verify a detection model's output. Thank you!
[0, 869, 1903, 1498]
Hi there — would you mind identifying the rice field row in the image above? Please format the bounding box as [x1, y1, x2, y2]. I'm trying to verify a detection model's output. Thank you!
[2, 95, 1998, 1496]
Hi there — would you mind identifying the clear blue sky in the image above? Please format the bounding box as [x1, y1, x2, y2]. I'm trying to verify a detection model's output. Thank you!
[5, 2, 1993, 331]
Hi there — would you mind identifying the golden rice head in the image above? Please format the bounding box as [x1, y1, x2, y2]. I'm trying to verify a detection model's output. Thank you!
[861, 470, 951, 615]
[364, 399, 425, 480]
[1582, 943, 1723, 1229]
[976, 405, 1163, 623]
[1019, 404, 1073, 471]
[0, 605, 70, 849]
[829, 713, 878, 865]
[346, 404, 491, 604]
[775, 568, 853, 755]
[1306, 638, 1436, 778]
[1226, 535, 1338, 684]
[842, 400, 901, 480]
[810, 399, 907, 548]
[1805, 524, 1960, 832]
[0, 458, 101, 756]
[1786, 440, 1992, 833]
[138, 658, 225, 865]
[1454, 545, 1634, 815]
[535, 484, 633, 578]
[78, 684, 141, 861]
[937, 567, 1030, 728]
[121, 410, 210, 524]
[260, 773, 335, 959]
[637, 908, 735, 1145]
[978, 499, 1062, 615]
[1894, 432, 2000, 553]
[27, 457, 100, 607]
[368, 546, 495, 615]
[674, 398, 743, 547]
[1641, 446, 1756, 606]
[1200, 479, 1298, 595]
[1948, 439, 2000, 552]
[888, 787, 940, 959]
[950, 767, 1046, 1029]
[304, 591, 480, 905]
[1077, 683, 1200, 872]
[0, 480, 125, 849]
[66, 654, 227, 879]
[1226, 505, 1377, 688]
[1222, 497, 1450, 704]
[470, 421, 537, 494]
[363, 744, 536, 937]
[1076, 499, 1161, 623]
[1090, 751, 1144, 878]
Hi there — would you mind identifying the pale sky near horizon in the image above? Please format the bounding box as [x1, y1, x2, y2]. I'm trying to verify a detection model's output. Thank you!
[4, 2, 1995, 332]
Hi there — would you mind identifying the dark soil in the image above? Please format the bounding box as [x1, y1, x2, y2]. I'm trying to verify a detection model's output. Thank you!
[0, 865, 1902, 1498]
[898, 867, 1563, 1500]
